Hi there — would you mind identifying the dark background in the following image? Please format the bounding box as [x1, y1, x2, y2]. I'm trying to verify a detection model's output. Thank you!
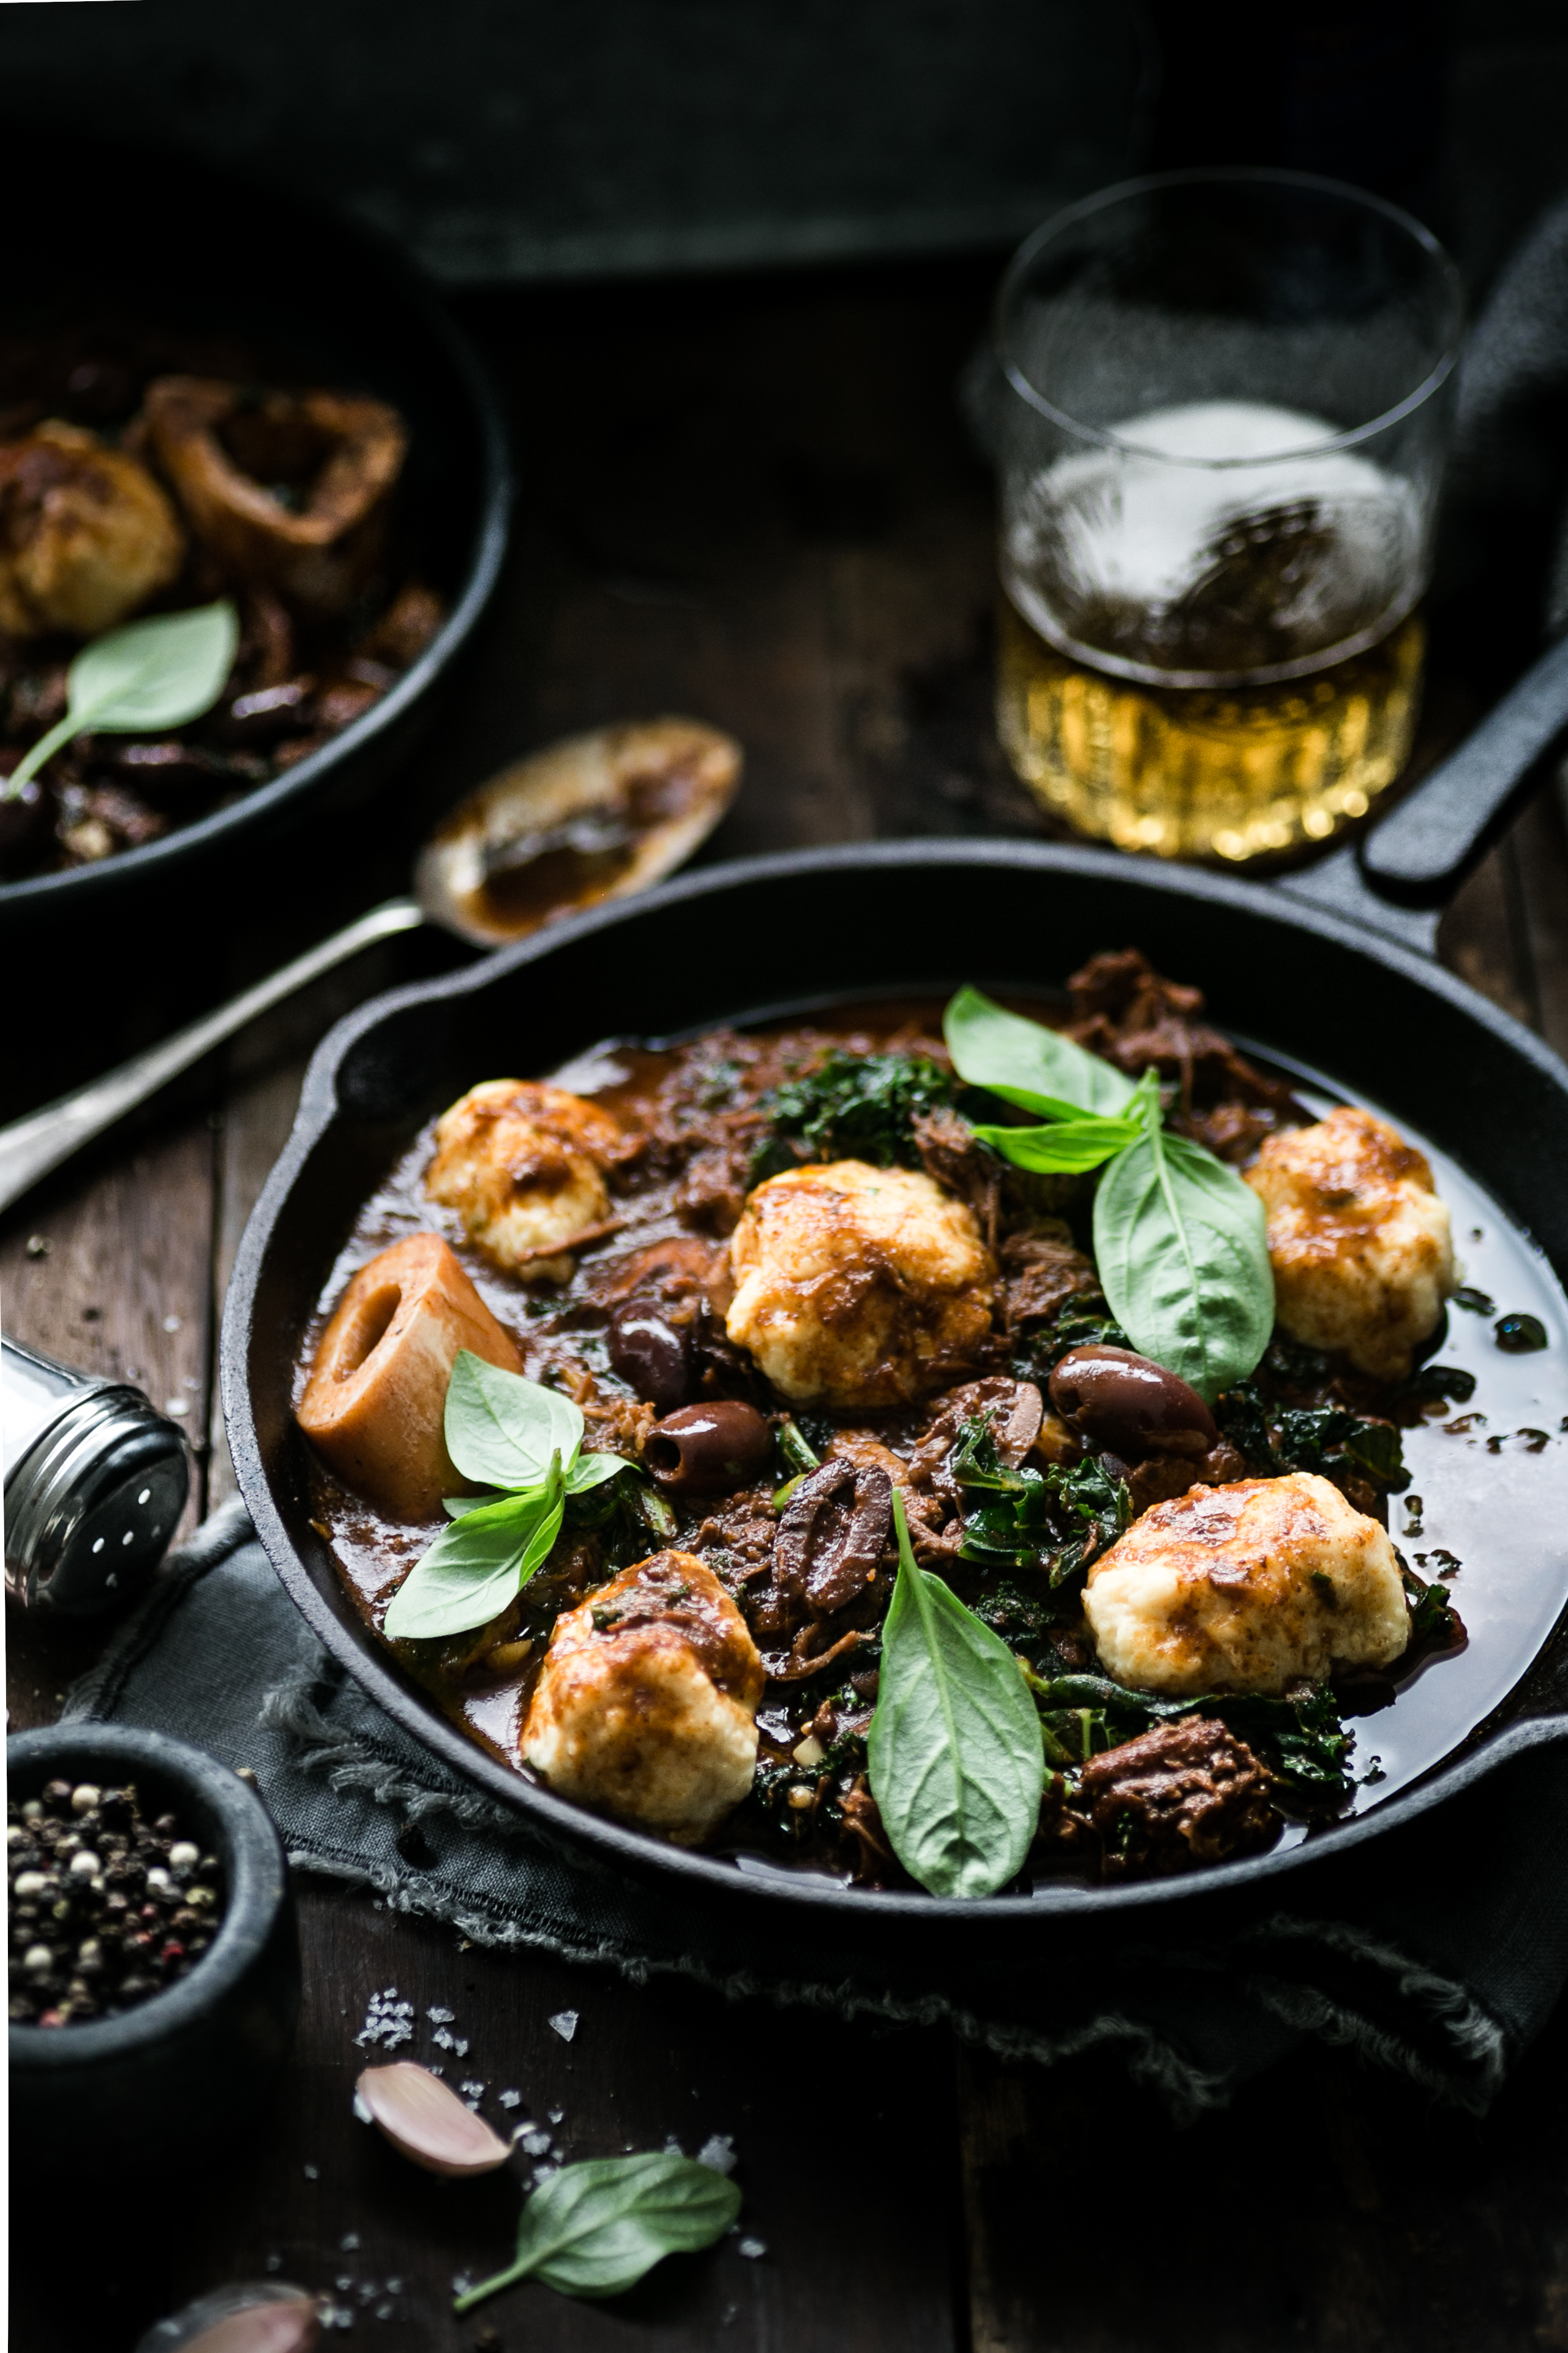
[6, 0, 1568, 1122]
[1, 3, 1564, 298]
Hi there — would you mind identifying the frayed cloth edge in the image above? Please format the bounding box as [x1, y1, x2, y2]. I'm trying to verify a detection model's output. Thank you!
[285, 1842, 1230, 2121]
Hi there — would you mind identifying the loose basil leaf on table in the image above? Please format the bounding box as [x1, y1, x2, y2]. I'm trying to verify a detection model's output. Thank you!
[5, 600, 239, 796]
[445, 1351, 585, 1490]
[382, 1455, 565, 1641]
[945, 984, 1139, 1119]
[1093, 1118, 1274, 1404]
[867, 1490, 1045, 1899]
[453, 2152, 742, 2310]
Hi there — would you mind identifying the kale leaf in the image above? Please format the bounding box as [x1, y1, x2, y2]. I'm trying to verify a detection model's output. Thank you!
[1402, 1561, 1463, 1648]
[1218, 1382, 1410, 1493]
[758, 1049, 956, 1171]
[1020, 1667, 1357, 1804]
[951, 1417, 1130, 1594]
[1016, 1305, 1131, 1377]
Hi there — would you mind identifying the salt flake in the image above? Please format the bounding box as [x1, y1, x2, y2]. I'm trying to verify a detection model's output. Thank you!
[548, 2009, 578, 2042]
[699, 2133, 737, 2176]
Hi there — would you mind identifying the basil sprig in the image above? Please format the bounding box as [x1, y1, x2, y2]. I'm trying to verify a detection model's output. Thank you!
[866, 1490, 1045, 1899]
[4, 601, 239, 799]
[453, 2151, 742, 2310]
[945, 987, 1273, 1401]
[382, 1352, 629, 1641]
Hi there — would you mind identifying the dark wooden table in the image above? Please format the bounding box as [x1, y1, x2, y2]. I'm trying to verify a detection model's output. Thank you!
[8, 259, 1568, 2353]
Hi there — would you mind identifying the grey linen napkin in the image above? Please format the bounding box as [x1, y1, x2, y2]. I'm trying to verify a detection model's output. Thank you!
[64, 1498, 1568, 2122]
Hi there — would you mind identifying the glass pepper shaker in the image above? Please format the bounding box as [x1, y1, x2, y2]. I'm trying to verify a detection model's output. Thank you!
[2, 1333, 190, 1613]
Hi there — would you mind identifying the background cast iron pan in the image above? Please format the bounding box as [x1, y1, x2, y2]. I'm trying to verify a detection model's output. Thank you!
[0, 136, 512, 944]
[220, 660, 1568, 1957]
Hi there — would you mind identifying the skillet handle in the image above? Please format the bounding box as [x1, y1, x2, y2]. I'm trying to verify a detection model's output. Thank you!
[1275, 629, 1568, 953]
[1359, 629, 1568, 906]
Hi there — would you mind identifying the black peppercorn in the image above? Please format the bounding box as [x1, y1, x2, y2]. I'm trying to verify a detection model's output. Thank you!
[7, 1780, 227, 2026]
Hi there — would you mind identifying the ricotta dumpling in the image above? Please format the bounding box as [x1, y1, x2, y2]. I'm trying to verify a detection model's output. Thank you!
[426, 1079, 623, 1281]
[521, 1551, 763, 1844]
[726, 1161, 995, 1408]
[1244, 1106, 1455, 1380]
[1082, 1472, 1409, 1696]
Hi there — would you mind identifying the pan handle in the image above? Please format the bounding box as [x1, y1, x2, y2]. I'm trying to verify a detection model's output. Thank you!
[1275, 630, 1568, 951]
[1360, 629, 1568, 906]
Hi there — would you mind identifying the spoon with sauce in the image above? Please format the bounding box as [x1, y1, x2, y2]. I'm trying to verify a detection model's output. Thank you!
[0, 717, 740, 1214]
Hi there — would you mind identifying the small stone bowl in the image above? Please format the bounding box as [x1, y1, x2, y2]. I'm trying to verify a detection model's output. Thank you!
[9, 1724, 300, 2175]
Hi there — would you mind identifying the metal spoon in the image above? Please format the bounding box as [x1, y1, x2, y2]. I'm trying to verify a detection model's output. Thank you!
[0, 717, 741, 1216]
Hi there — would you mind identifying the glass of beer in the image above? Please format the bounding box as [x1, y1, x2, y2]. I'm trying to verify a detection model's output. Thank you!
[994, 170, 1462, 862]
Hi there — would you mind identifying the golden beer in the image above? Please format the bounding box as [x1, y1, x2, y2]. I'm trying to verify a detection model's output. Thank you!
[992, 176, 1460, 867]
[997, 595, 1425, 864]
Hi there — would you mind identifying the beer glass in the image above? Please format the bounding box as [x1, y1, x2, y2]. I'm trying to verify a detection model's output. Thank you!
[994, 170, 1462, 862]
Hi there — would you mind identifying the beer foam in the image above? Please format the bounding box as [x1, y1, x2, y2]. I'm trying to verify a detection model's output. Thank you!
[1010, 400, 1415, 672]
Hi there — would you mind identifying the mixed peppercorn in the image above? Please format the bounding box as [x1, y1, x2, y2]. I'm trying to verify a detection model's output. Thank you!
[7, 1778, 226, 2026]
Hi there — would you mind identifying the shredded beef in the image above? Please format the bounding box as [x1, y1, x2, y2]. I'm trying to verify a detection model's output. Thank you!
[1076, 1717, 1281, 1877]
[1063, 947, 1304, 1130]
[1114, 1439, 1248, 1518]
[911, 1105, 1002, 1247]
[999, 1222, 1101, 1328]
[673, 1124, 765, 1232]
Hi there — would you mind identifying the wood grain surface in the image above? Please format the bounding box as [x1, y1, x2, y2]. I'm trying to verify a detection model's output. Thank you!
[6, 259, 1568, 2353]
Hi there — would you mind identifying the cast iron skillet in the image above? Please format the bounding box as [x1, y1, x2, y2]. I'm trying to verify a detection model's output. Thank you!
[0, 137, 511, 943]
[222, 644, 1568, 1950]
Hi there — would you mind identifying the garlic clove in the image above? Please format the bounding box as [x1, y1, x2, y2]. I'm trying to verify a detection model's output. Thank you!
[355, 2060, 512, 2177]
[133, 2284, 320, 2353]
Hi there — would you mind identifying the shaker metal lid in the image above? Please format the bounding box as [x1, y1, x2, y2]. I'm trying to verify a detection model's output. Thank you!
[4, 1338, 189, 1614]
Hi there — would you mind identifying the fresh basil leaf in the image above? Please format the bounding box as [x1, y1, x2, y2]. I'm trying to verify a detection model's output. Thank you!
[453, 2153, 742, 2311]
[385, 1455, 565, 1640]
[1092, 1125, 1273, 1402]
[867, 1491, 1045, 1899]
[969, 1116, 1142, 1173]
[944, 985, 1138, 1120]
[443, 1490, 507, 1519]
[565, 1450, 632, 1495]
[381, 1492, 541, 1640]
[445, 1352, 584, 1490]
[7, 601, 239, 796]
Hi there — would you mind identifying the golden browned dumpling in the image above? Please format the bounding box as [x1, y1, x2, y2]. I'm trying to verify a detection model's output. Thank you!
[1083, 1472, 1409, 1696]
[1244, 1106, 1455, 1380]
[726, 1161, 995, 1409]
[426, 1079, 625, 1281]
[0, 421, 184, 638]
[521, 1551, 763, 1843]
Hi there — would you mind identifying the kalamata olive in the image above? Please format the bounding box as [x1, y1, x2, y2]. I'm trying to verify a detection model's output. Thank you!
[607, 1299, 692, 1411]
[1048, 1346, 1217, 1461]
[643, 1401, 775, 1494]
